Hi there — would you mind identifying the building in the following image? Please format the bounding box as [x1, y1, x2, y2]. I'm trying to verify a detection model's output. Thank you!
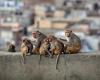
[23, 0, 55, 9]
[0, 0, 24, 11]
[55, 0, 100, 8]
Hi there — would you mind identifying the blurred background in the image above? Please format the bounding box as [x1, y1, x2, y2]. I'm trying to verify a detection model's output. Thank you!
[0, 0, 100, 52]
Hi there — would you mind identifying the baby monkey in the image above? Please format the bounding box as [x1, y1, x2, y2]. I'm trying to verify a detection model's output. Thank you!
[39, 38, 51, 57]
[47, 35, 64, 70]
[39, 38, 52, 64]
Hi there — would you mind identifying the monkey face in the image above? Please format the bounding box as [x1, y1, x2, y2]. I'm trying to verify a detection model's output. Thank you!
[43, 38, 49, 44]
[47, 35, 56, 42]
[65, 30, 72, 37]
[32, 32, 37, 38]
[32, 31, 41, 38]
[48, 38, 52, 42]
[22, 38, 29, 45]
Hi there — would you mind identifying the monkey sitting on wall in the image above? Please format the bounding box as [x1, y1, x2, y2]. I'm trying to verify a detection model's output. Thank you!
[20, 38, 33, 63]
[39, 38, 52, 64]
[48, 35, 64, 56]
[39, 38, 51, 56]
[32, 31, 47, 54]
[47, 35, 64, 70]
[64, 29, 81, 54]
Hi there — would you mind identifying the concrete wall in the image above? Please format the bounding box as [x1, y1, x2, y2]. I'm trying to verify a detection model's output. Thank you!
[0, 51, 100, 80]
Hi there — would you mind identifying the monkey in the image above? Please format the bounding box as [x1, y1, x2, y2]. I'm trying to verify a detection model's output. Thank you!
[20, 41, 28, 63]
[39, 38, 52, 56]
[20, 38, 33, 63]
[7, 42, 16, 52]
[64, 29, 81, 54]
[47, 35, 64, 70]
[32, 31, 54, 64]
[32, 31, 47, 54]
[48, 35, 64, 55]
[39, 38, 52, 64]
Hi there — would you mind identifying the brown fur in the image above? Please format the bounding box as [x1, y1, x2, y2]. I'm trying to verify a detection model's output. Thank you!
[39, 38, 50, 55]
[20, 38, 33, 63]
[48, 35, 64, 70]
[49, 36, 64, 55]
[64, 30, 81, 54]
[32, 31, 49, 65]
[32, 31, 47, 54]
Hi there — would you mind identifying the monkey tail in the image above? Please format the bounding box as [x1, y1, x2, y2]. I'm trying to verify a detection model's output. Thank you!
[56, 54, 60, 71]
[39, 55, 42, 65]
[22, 53, 26, 64]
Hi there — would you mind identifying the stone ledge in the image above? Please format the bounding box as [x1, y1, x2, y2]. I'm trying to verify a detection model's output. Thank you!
[0, 51, 100, 80]
[0, 51, 100, 55]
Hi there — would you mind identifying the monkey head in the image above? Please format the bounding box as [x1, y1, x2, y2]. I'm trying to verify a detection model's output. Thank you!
[32, 31, 42, 38]
[64, 29, 72, 37]
[22, 38, 29, 45]
[47, 35, 56, 42]
[43, 38, 49, 43]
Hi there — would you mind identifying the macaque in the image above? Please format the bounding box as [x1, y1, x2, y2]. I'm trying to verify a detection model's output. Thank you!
[20, 38, 33, 63]
[48, 35, 64, 55]
[39, 38, 52, 64]
[64, 29, 81, 54]
[32, 31, 47, 54]
[48, 35, 64, 70]
[39, 38, 51, 56]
